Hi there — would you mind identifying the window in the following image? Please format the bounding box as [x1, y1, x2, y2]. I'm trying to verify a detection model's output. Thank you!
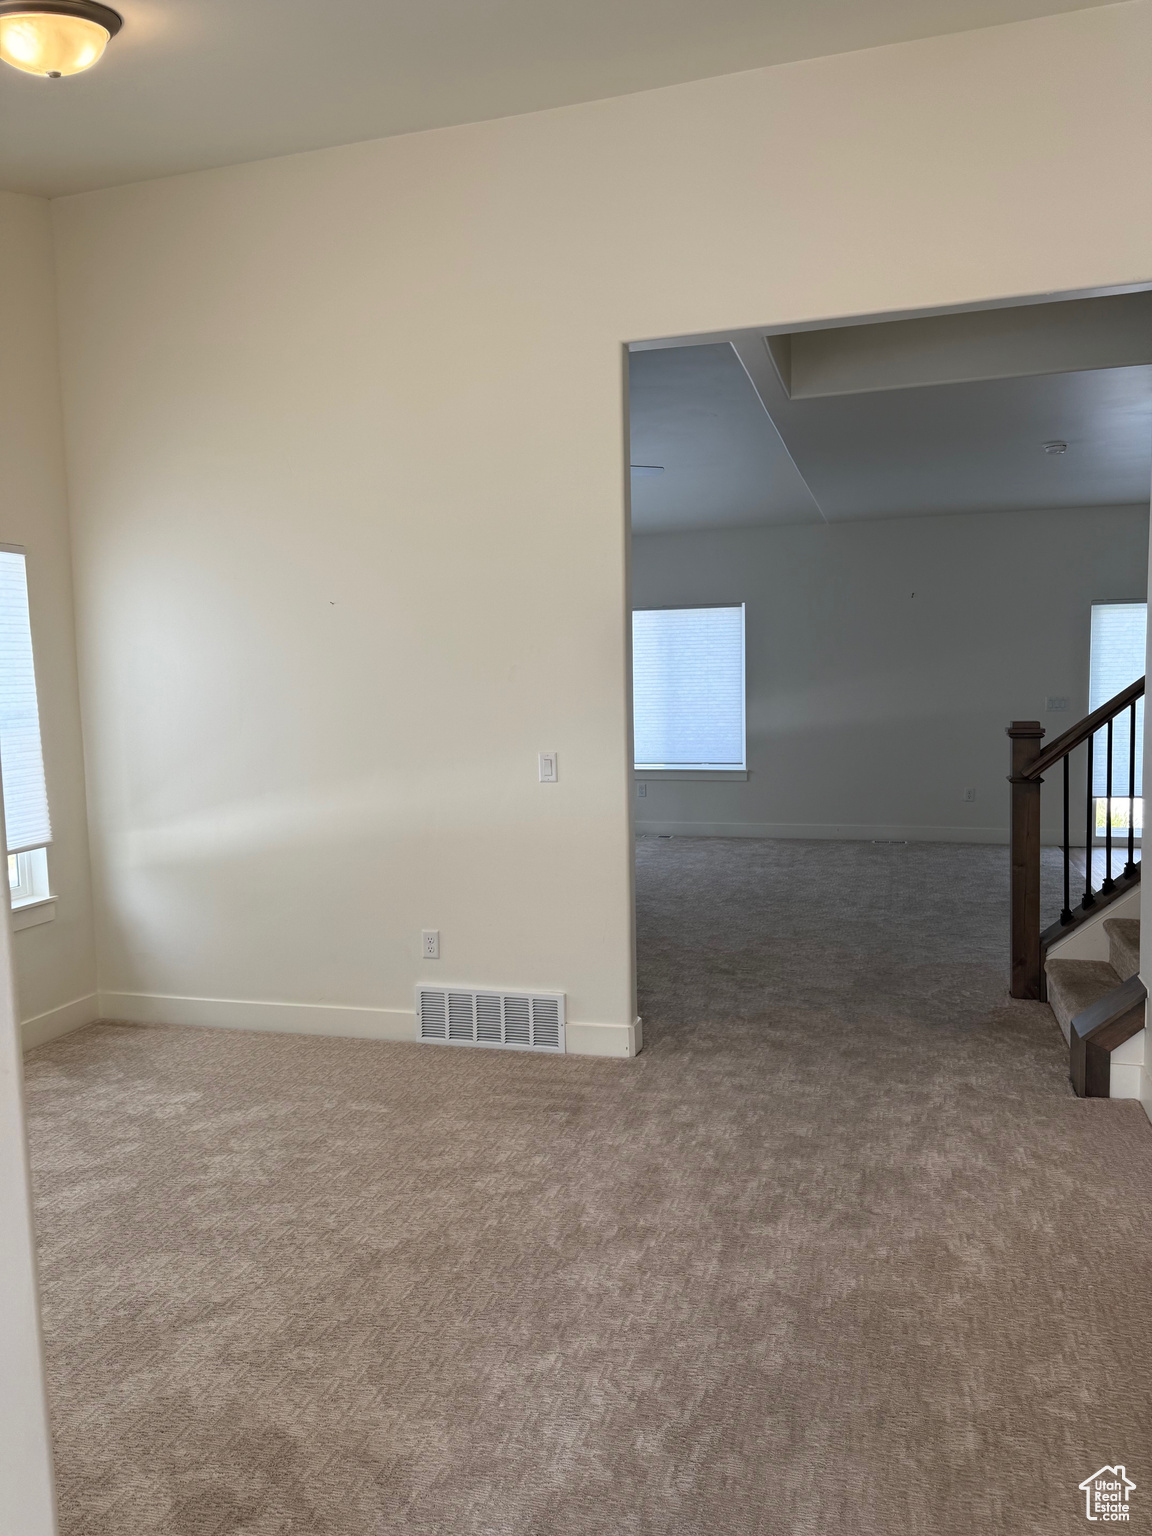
[1089, 601, 1145, 839]
[0, 547, 52, 903]
[632, 605, 745, 770]
[8, 848, 49, 905]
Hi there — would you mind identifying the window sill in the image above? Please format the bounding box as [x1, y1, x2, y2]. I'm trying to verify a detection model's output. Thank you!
[11, 897, 56, 932]
[634, 770, 748, 781]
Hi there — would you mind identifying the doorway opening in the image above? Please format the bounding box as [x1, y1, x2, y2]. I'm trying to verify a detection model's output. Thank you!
[626, 292, 1152, 1062]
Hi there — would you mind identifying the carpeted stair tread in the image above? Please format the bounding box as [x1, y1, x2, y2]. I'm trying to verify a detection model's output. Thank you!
[1044, 958, 1122, 1044]
[1103, 917, 1140, 983]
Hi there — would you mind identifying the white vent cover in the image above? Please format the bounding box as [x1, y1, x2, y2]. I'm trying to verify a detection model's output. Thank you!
[417, 987, 565, 1052]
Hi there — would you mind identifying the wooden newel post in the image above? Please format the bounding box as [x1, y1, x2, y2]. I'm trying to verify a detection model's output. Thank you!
[1007, 720, 1045, 999]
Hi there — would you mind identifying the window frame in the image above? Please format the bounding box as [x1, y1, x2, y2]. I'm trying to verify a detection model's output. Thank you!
[631, 601, 748, 775]
[0, 542, 55, 918]
[8, 846, 50, 908]
[0, 542, 52, 855]
[1088, 599, 1146, 845]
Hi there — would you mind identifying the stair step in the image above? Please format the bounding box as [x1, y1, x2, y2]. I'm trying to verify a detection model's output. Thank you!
[1103, 917, 1140, 983]
[1070, 972, 1148, 1098]
[1044, 958, 1121, 1044]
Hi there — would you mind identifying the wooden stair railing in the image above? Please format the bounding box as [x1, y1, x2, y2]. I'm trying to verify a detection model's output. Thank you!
[1008, 676, 1144, 1000]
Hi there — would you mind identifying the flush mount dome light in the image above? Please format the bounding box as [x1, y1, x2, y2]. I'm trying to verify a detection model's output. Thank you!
[0, 1, 121, 77]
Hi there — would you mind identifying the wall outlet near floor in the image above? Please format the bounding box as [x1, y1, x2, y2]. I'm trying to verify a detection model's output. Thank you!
[963, 788, 976, 802]
[637, 782, 647, 797]
[422, 929, 440, 959]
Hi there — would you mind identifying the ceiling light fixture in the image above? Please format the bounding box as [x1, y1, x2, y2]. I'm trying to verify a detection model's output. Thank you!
[1044, 440, 1068, 455]
[0, 1, 121, 78]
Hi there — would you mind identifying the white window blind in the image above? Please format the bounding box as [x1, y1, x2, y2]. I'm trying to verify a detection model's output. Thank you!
[633, 605, 745, 769]
[0, 549, 51, 853]
[1089, 602, 1145, 799]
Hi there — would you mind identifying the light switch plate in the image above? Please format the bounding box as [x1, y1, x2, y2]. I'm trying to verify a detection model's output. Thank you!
[539, 752, 558, 783]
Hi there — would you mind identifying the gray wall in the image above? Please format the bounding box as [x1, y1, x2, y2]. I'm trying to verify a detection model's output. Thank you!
[631, 505, 1149, 842]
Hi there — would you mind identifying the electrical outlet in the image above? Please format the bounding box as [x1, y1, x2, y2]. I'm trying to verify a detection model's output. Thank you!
[637, 782, 647, 797]
[963, 788, 976, 803]
[539, 752, 558, 783]
[421, 929, 440, 959]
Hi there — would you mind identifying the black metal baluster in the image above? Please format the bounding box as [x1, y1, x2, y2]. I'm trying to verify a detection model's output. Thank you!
[1129, 699, 1139, 871]
[1083, 732, 1096, 909]
[1102, 717, 1115, 893]
[1060, 753, 1073, 923]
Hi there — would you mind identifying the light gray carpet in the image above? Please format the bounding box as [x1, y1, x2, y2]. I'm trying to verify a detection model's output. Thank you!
[24, 838, 1152, 1535]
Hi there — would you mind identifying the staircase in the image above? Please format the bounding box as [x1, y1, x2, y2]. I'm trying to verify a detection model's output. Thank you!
[1007, 678, 1146, 1099]
[1046, 918, 1146, 1098]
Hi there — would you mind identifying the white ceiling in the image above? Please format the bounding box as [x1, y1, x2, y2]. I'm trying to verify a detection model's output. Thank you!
[629, 319, 1152, 533]
[629, 345, 821, 534]
[753, 364, 1152, 522]
[0, 0, 1121, 197]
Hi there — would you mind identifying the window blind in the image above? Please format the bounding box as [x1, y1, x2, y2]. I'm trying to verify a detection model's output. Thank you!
[0, 550, 51, 853]
[633, 605, 745, 769]
[1089, 602, 1145, 799]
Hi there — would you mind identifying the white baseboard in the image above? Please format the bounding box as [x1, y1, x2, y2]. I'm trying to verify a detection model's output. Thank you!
[1140, 1062, 1152, 1127]
[1110, 1062, 1144, 1099]
[565, 1018, 643, 1058]
[21, 993, 100, 1051]
[97, 991, 642, 1059]
[98, 990, 418, 1042]
[636, 820, 1012, 843]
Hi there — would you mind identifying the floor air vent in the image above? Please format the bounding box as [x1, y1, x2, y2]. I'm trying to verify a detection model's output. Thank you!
[417, 988, 565, 1052]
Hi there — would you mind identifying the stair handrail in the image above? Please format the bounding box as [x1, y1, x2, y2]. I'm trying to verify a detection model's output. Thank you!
[1007, 675, 1144, 1000]
[1023, 676, 1144, 780]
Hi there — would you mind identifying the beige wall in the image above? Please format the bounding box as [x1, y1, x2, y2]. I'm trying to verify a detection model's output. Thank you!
[0, 190, 85, 1536]
[48, 3, 1152, 1053]
[0, 193, 97, 1041]
[632, 505, 1150, 841]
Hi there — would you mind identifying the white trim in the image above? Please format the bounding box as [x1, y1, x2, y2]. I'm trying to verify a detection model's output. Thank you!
[8, 851, 35, 904]
[20, 993, 99, 1051]
[1110, 1058, 1144, 1099]
[96, 991, 642, 1058]
[11, 899, 55, 933]
[637, 820, 1011, 843]
[634, 770, 748, 781]
[0, 798, 58, 1536]
[564, 1018, 643, 1058]
[8, 847, 50, 907]
[98, 991, 418, 1041]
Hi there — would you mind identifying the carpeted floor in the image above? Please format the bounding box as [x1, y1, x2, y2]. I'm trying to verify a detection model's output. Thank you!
[23, 838, 1152, 1536]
